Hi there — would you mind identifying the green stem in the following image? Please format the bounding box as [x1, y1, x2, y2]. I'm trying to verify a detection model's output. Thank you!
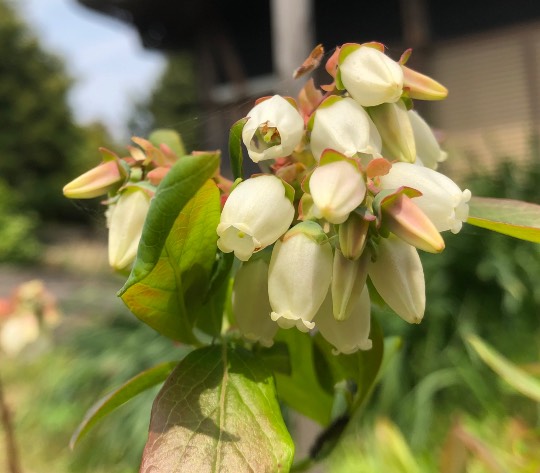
[290, 456, 314, 472]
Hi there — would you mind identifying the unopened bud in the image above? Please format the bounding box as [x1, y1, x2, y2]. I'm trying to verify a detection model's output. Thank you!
[368, 100, 416, 163]
[402, 65, 448, 101]
[63, 160, 123, 199]
[332, 249, 370, 321]
[381, 192, 445, 253]
[338, 213, 371, 260]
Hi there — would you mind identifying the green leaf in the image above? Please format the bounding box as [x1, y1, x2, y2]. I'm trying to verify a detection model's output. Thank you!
[466, 334, 540, 402]
[229, 118, 248, 180]
[140, 345, 294, 473]
[119, 151, 220, 293]
[274, 329, 333, 426]
[149, 128, 187, 157]
[70, 360, 178, 450]
[467, 196, 540, 243]
[121, 180, 221, 343]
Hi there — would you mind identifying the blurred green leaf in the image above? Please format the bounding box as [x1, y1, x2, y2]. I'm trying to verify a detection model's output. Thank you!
[140, 345, 294, 473]
[467, 334, 540, 402]
[149, 128, 187, 157]
[467, 197, 540, 243]
[121, 179, 220, 343]
[229, 118, 248, 180]
[274, 329, 333, 426]
[70, 360, 178, 450]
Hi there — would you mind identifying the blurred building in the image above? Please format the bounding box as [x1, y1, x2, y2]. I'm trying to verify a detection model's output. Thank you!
[77, 0, 540, 178]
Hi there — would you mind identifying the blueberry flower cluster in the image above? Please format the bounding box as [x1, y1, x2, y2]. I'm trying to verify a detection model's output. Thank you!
[219, 42, 471, 354]
[63, 137, 181, 271]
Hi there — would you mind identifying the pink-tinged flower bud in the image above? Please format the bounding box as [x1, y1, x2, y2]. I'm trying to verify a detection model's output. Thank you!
[332, 249, 369, 321]
[368, 101, 416, 163]
[408, 110, 447, 169]
[242, 95, 304, 163]
[308, 152, 366, 224]
[338, 212, 371, 260]
[268, 221, 333, 332]
[309, 96, 382, 162]
[368, 235, 425, 324]
[338, 44, 403, 107]
[378, 162, 471, 234]
[380, 191, 445, 253]
[63, 160, 123, 199]
[402, 65, 448, 101]
[314, 288, 372, 355]
[108, 188, 151, 271]
[217, 175, 295, 261]
[232, 258, 278, 347]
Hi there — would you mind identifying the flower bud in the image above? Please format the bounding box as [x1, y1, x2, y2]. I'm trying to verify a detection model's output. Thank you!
[338, 44, 403, 107]
[332, 249, 369, 321]
[368, 100, 416, 163]
[378, 162, 471, 234]
[63, 160, 123, 199]
[368, 235, 425, 324]
[108, 188, 151, 271]
[314, 288, 372, 355]
[242, 95, 304, 163]
[308, 153, 366, 224]
[217, 175, 295, 261]
[380, 191, 445, 253]
[402, 65, 448, 101]
[232, 258, 278, 347]
[269, 222, 333, 332]
[338, 212, 371, 260]
[408, 110, 447, 169]
[309, 96, 381, 161]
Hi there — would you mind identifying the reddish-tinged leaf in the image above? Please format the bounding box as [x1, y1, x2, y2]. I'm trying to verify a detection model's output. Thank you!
[140, 345, 294, 473]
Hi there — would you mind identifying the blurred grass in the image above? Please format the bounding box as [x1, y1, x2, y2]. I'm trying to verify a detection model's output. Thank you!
[0, 230, 190, 473]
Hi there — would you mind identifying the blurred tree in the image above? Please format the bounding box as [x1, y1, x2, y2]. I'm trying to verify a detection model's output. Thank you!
[129, 52, 201, 152]
[0, 0, 117, 223]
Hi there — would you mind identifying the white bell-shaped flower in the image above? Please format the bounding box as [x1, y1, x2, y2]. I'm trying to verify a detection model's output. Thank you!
[232, 258, 278, 347]
[108, 188, 151, 271]
[309, 154, 366, 224]
[368, 236, 425, 324]
[217, 174, 295, 261]
[314, 288, 372, 355]
[269, 222, 333, 332]
[242, 95, 305, 163]
[309, 96, 382, 162]
[339, 44, 403, 107]
[378, 162, 471, 234]
[408, 109, 448, 169]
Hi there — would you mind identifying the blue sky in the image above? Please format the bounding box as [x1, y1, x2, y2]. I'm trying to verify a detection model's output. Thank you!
[13, 0, 167, 140]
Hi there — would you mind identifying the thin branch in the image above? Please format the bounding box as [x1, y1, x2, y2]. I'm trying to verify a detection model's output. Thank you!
[0, 371, 23, 473]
